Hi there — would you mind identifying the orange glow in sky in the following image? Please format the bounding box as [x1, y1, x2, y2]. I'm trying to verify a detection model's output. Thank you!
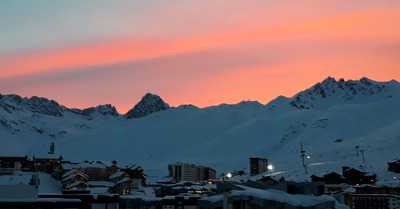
[0, 1, 399, 113]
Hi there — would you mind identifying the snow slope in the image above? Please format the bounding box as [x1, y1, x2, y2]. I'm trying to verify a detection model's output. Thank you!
[1, 77, 399, 184]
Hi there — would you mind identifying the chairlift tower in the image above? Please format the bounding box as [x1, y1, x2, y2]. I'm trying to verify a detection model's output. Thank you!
[360, 149, 366, 163]
[300, 143, 308, 174]
[48, 142, 55, 154]
[355, 145, 359, 156]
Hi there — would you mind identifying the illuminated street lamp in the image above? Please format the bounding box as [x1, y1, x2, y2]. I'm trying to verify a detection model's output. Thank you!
[226, 173, 232, 178]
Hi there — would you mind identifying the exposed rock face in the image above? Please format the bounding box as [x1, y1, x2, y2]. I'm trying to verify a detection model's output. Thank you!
[125, 93, 170, 119]
[81, 104, 119, 116]
[289, 77, 388, 109]
[0, 94, 65, 117]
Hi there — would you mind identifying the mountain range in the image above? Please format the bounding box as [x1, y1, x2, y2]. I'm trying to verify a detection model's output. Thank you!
[1, 77, 399, 183]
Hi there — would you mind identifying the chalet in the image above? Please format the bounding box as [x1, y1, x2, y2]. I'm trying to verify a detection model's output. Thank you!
[103, 162, 119, 179]
[115, 178, 132, 195]
[61, 169, 89, 184]
[246, 176, 281, 190]
[65, 181, 88, 190]
[311, 172, 346, 184]
[0, 156, 34, 172]
[120, 165, 146, 180]
[310, 167, 376, 186]
[109, 171, 132, 195]
[33, 156, 63, 175]
[256, 176, 280, 184]
[62, 172, 88, 188]
[61, 170, 119, 194]
[109, 171, 130, 182]
[87, 187, 111, 195]
[388, 160, 400, 173]
[61, 161, 148, 195]
[75, 161, 108, 181]
[155, 177, 177, 185]
[0, 155, 63, 177]
[62, 161, 122, 181]
[62, 169, 88, 179]
[342, 167, 376, 185]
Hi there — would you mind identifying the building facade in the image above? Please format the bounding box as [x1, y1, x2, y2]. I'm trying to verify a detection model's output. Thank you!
[168, 163, 216, 182]
[249, 158, 268, 176]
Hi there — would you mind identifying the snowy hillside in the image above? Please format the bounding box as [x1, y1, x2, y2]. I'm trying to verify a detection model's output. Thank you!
[1, 77, 399, 184]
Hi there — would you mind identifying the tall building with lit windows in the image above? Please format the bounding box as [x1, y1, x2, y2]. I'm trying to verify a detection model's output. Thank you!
[250, 157, 268, 176]
[168, 163, 216, 182]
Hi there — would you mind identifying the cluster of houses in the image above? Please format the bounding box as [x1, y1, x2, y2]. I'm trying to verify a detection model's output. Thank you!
[0, 155, 147, 195]
[310, 166, 377, 185]
[61, 160, 146, 195]
[2, 155, 400, 209]
[0, 155, 63, 175]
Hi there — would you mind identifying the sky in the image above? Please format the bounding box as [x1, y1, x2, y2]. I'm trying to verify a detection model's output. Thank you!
[0, 0, 399, 114]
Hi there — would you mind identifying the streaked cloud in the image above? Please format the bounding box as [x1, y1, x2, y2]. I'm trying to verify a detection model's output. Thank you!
[0, 0, 399, 113]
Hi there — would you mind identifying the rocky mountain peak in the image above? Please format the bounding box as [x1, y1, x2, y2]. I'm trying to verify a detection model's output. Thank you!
[1, 94, 65, 117]
[124, 93, 170, 119]
[289, 77, 391, 109]
[81, 104, 119, 116]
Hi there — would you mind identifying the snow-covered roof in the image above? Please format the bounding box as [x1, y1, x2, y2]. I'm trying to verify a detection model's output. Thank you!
[89, 187, 110, 194]
[0, 171, 62, 194]
[87, 181, 115, 187]
[232, 185, 347, 208]
[33, 154, 62, 160]
[75, 162, 107, 168]
[65, 181, 87, 189]
[170, 184, 215, 191]
[62, 169, 77, 178]
[109, 171, 126, 179]
[63, 162, 106, 169]
[201, 194, 223, 203]
[0, 198, 82, 203]
[62, 173, 88, 182]
[117, 177, 131, 184]
[145, 170, 169, 184]
[164, 195, 197, 200]
[201, 186, 348, 208]
[61, 169, 88, 179]
[61, 163, 76, 170]
[186, 184, 216, 190]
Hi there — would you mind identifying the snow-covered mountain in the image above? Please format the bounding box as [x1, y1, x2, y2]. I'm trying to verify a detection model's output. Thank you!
[1, 77, 399, 184]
